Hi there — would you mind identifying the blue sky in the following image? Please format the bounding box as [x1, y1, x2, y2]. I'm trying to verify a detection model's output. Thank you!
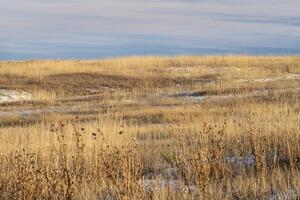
[0, 0, 300, 60]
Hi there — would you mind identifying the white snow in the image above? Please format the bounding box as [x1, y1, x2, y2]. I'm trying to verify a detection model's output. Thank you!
[237, 73, 300, 83]
[177, 87, 300, 102]
[225, 155, 256, 167]
[0, 90, 32, 103]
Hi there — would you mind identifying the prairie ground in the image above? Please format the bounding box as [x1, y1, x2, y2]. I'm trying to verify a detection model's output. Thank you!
[0, 56, 299, 199]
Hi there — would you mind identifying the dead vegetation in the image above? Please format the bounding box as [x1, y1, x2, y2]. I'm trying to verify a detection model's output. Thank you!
[0, 56, 299, 199]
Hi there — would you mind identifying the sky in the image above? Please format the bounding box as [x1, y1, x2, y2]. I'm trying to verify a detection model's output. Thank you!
[0, 0, 300, 60]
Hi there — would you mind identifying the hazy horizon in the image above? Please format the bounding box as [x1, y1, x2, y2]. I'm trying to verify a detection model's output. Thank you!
[1, 0, 300, 60]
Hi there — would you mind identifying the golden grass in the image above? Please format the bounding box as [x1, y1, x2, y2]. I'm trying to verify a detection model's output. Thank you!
[1, 56, 299, 77]
[0, 56, 299, 199]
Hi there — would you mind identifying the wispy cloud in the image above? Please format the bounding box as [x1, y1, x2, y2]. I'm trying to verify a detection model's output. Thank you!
[0, 0, 299, 59]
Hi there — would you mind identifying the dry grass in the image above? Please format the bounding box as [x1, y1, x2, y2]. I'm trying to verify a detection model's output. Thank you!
[0, 56, 299, 199]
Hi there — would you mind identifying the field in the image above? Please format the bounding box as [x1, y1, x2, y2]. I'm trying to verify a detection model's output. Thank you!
[0, 56, 299, 199]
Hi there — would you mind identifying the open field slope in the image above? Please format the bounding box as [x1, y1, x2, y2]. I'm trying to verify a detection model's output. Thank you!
[0, 56, 300, 199]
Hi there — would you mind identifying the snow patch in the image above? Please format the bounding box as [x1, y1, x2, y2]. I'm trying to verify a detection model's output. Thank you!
[0, 90, 32, 103]
[175, 87, 300, 102]
[226, 155, 256, 168]
[237, 73, 300, 83]
[267, 189, 298, 200]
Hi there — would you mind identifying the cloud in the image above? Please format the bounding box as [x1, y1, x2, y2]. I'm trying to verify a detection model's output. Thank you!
[0, 0, 299, 59]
